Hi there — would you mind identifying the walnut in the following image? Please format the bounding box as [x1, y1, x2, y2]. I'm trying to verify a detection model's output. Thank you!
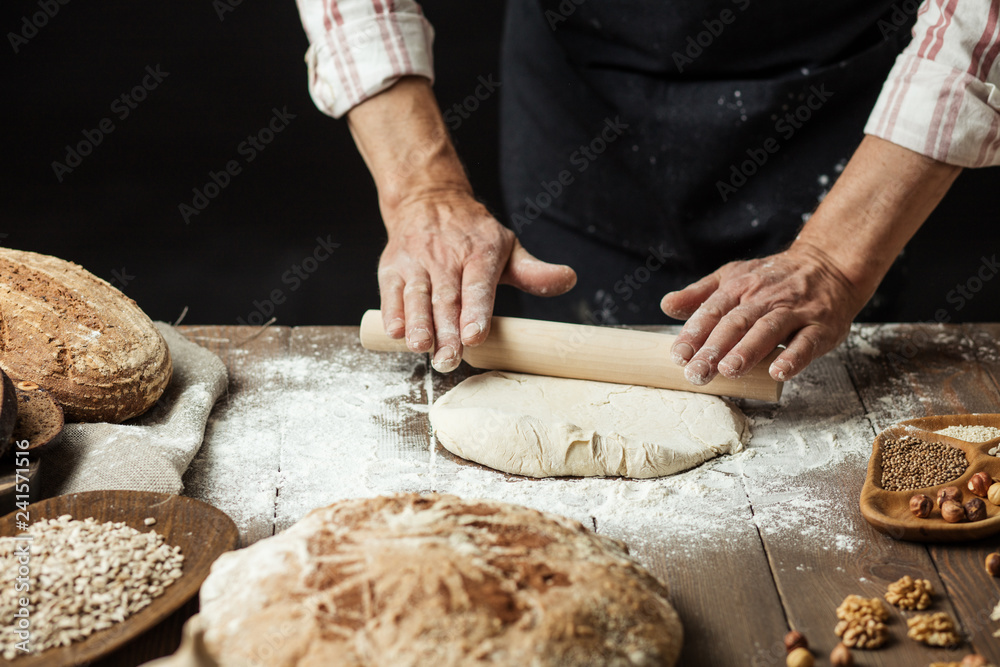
[834, 595, 890, 649]
[885, 575, 934, 610]
[906, 611, 961, 647]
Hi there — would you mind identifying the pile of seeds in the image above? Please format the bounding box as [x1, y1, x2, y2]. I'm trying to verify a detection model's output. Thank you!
[0, 515, 184, 659]
[935, 425, 1000, 445]
[880, 435, 967, 491]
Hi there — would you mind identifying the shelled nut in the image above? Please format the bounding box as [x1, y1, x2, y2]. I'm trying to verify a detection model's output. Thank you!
[940, 499, 966, 523]
[829, 642, 853, 667]
[786, 647, 814, 667]
[938, 486, 963, 507]
[965, 498, 988, 522]
[885, 575, 934, 610]
[969, 472, 992, 497]
[909, 494, 933, 518]
[783, 630, 808, 653]
[961, 654, 989, 666]
[907, 611, 962, 646]
[987, 483, 1000, 506]
[985, 552, 1000, 576]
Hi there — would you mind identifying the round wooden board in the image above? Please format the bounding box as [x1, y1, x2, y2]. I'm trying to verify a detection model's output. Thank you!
[0, 490, 239, 666]
[860, 414, 1000, 542]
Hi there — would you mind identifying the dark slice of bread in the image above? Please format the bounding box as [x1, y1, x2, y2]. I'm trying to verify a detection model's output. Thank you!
[12, 380, 64, 454]
[0, 371, 16, 458]
[0, 248, 171, 423]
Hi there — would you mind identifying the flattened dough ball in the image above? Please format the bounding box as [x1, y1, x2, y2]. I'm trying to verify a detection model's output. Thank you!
[430, 371, 749, 478]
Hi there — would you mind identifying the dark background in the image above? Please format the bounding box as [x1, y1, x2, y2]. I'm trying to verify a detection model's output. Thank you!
[2, 1, 997, 326]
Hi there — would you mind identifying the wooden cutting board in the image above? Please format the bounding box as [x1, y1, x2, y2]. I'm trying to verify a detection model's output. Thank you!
[0, 490, 239, 666]
[860, 414, 1000, 541]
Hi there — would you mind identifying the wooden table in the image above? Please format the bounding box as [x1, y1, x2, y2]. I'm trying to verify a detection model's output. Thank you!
[94, 323, 1000, 667]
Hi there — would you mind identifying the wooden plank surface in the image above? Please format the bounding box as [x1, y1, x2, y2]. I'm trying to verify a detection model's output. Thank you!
[179, 325, 288, 547]
[738, 337, 961, 666]
[846, 323, 1000, 663]
[431, 343, 789, 666]
[84, 323, 1000, 666]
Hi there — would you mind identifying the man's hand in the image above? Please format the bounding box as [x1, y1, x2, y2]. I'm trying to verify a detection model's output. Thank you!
[378, 190, 576, 372]
[346, 77, 575, 372]
[661, 243, 863, 384]
[661, 135, 961, 385]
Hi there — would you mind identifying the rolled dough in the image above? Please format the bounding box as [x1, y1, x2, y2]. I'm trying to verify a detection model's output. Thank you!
[431, 371, 750, 478]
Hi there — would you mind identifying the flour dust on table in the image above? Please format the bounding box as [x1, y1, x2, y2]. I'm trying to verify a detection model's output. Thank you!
[429, 371, 750, 478]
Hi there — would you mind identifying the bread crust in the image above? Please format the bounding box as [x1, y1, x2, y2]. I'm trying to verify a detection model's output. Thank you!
[0, 248, 172, 423]
[200, 493, 683, 666]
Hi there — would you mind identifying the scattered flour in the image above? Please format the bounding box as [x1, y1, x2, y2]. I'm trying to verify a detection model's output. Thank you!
[190, 341, 878, 567]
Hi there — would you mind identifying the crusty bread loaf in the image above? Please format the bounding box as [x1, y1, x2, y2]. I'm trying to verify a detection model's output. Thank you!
[0, 371, 16, 458]
[12, 380, 64, 453]
[199, 493, 683, 667]
[0, 248, 172, 423]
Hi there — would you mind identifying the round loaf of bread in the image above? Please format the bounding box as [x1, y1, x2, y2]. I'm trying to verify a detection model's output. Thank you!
[200, 493, 683, 667]
[0, 248, 172, 423]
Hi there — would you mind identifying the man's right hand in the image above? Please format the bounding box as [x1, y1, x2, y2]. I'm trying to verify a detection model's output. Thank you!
[378, 189, 576, 372]
[346, 76, 575, 373]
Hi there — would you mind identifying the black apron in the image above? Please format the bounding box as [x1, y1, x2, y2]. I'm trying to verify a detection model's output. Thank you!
[499, 0, 915, 324]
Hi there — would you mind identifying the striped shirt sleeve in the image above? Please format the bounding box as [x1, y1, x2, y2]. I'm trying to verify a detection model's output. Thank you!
[865, 0, 1000, 167]
[295, 0, 435, 119]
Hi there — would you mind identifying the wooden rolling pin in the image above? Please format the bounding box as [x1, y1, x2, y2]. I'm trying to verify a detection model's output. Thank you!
[359, 309, 783, 402]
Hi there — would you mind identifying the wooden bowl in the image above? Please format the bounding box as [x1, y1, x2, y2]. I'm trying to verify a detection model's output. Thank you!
[0, 490, 239, 666]
[860, 414, 1000, 542]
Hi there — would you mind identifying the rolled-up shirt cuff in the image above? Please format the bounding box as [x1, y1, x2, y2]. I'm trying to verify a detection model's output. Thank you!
[865, 54, 1000, 168]
[305, 12, 435, 119]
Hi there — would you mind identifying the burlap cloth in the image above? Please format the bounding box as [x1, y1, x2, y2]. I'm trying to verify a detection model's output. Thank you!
[42, 323, 228, 496]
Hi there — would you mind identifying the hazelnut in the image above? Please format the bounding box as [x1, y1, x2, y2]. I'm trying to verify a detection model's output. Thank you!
[786, 647, 814, 667]
[941, 499, 966, 523]
[783, 630, 808, 653]
[965, 497, 988, 522]
[969, 472, 992, 497]
[985, 552, 1000, 577]
[938, 486, 963, 507]
[909, 494, 933, 518]
[988, 482, 1000, 506]
[830, 642, 853, 667]
[962, 655, 989, 667]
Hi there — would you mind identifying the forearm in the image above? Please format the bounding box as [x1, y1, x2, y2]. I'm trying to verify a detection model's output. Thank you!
[794, 135, 962, 303]
[345, 76, 471, 222]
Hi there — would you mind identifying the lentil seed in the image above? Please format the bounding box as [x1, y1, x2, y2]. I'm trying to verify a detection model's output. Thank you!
[880, 435, 967, 491]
